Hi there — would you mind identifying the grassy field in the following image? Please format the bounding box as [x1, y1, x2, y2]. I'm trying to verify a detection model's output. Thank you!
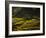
[12, 17, 40, 31]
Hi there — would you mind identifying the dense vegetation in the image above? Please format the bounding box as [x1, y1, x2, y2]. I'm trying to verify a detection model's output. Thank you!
[12, 7, 40, 31]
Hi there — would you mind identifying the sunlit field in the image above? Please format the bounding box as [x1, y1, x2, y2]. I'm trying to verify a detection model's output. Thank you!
[12, 7, 40, 31]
